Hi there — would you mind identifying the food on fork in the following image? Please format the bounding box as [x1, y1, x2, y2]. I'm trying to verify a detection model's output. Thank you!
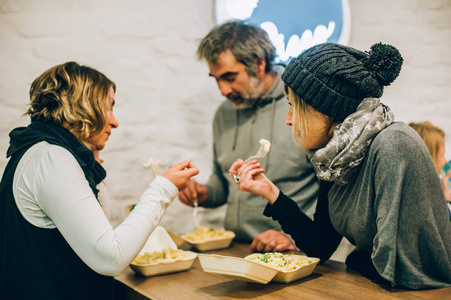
[259, 139, 271, 153]
[142, 157, 161, 178]
[242, 138, 271, 164]
[233, 139, 272, 183]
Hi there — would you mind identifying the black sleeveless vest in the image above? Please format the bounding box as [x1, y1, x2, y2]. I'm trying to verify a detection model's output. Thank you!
[0, 121, 114, 300]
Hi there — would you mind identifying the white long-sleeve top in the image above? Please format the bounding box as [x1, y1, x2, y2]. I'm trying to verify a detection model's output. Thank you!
[12, 141, 178, 276]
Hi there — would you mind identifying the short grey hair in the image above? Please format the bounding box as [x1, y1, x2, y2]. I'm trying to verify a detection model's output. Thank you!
[197, 20, 275, 76]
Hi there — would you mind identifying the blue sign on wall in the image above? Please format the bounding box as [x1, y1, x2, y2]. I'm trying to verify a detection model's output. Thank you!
[215, 0, 351, 62]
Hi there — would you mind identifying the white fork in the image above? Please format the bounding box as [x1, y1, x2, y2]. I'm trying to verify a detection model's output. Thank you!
[192, 199, 201, 228]
[242, 144, 268, 164]
[233, 143, 269, 183]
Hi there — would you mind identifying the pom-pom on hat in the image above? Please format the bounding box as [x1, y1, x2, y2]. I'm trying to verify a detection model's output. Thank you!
[281, 42, 403, 120]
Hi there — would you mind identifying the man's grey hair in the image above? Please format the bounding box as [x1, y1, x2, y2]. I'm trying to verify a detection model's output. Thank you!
[197, 20, 275, 76]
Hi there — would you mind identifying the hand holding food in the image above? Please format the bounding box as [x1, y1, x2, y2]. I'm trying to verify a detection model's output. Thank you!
[229, 160, 280, 204]
[161, 159, 199, 191]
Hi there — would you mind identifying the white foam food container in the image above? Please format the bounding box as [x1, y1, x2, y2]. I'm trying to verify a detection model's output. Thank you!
[198, 254, 320, 284]
[197, 254, 278, 284]
[272, 257, 320, 283]
[129, 226, 197, 277]
[166, 229, 235, 251]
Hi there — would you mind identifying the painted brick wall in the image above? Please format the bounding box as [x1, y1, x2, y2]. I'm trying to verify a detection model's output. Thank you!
[1, 0, 450, 233]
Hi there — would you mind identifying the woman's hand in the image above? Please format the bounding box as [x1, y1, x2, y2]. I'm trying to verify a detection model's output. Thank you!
[229, 159, 280, 204]
[161, 159, 199, 191]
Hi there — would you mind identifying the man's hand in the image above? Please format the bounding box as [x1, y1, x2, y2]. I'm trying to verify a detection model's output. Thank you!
[250, 230, 296, 253]
[178, 179, 208, 206]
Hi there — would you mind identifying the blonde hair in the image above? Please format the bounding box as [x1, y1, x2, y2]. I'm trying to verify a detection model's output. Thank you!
[27, 62, 115, 149]
[283, 84, 310, 146]
[283, 84, 337, 148]
[409, 121, 445, 172]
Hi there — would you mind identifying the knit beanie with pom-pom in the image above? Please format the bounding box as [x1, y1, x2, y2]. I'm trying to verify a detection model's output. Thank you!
[281, 42, 403, 120]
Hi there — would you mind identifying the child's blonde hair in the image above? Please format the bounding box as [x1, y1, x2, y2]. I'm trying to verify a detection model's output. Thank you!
[409, 121, 445, 172]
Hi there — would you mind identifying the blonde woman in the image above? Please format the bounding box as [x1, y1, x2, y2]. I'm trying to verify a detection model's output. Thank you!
[0, 62, 199, 300]
[230, 43, 451, 289]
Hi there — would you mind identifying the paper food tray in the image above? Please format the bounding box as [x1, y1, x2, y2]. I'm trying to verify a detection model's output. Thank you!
[167, 229, 235, 251]
[198, 254, 278, 284]
[130, 226, 197, 277]
[198, 254, 320, 284]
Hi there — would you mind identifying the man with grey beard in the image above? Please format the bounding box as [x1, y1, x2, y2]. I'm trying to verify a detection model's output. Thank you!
[179, 20, 319, 253]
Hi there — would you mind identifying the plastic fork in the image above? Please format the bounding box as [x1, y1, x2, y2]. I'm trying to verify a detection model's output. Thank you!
[192, 199, 201, 228]
[233, 143, 269, 183]
[243, 144, 269, 164]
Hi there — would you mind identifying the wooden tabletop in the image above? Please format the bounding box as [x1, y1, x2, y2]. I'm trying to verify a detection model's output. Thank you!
[115, 242, 451, 300]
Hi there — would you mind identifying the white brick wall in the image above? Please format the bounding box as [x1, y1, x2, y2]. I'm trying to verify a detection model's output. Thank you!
[1, 0, 450, 232]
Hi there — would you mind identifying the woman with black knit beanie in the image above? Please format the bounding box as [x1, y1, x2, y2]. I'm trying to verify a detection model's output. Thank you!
[229, 42, 451, 290]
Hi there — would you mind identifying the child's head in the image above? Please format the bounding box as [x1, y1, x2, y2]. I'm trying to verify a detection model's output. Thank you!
[409, 121, 446, 172]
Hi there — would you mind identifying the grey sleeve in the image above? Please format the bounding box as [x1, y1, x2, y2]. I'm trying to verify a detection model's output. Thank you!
[203, 155, 228, 208]
[202, 115, 229, 208]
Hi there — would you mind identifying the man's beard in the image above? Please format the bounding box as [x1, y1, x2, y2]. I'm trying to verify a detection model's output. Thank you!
[228, 76, 265, 110]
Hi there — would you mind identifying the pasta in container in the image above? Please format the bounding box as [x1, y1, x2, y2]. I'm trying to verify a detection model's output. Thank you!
[244, 253, 314, 271]
[198, 252, 320, 284]
[129, 226, 197, 277]
[181, 226, 234, 243]
[132, 248, 193, 265]
[245, 252, 320, 283]
[176, 226, 235, 251]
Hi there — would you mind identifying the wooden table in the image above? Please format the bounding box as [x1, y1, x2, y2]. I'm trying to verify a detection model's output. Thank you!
[115, 242, 451, 300]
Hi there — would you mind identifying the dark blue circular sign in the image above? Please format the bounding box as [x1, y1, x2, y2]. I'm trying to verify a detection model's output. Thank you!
[215, 0, 351, 62]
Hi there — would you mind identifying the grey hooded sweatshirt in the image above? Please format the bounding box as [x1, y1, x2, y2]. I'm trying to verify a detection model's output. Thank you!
[203, 65, 319, 241]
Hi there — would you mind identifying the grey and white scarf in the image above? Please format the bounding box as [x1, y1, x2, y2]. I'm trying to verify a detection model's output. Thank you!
[306, 97, 394, 186]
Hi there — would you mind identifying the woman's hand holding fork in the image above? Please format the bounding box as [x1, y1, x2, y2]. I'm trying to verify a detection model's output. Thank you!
[229, 159, 280, 204]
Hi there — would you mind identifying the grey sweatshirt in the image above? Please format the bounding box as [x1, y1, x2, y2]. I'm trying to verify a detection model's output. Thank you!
[329, 122, 451, 289]
[204, 66, 319, 241]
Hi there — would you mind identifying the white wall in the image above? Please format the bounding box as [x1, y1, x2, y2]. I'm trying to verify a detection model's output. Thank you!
[1, 0, 450, 231]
